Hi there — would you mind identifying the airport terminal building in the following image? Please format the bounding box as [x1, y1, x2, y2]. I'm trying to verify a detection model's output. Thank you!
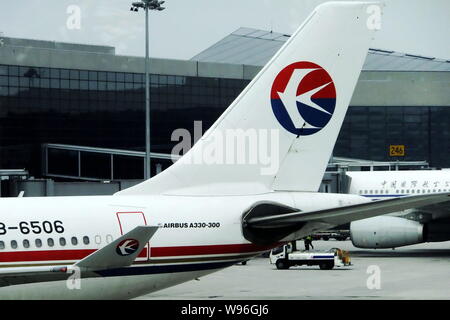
[0, 28, 449, 194]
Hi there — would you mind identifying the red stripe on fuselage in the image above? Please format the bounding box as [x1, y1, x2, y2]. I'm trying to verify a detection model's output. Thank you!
[151, 243, 274, 257]
[0, 249, 96, 262]
[0, 243, 277, 263]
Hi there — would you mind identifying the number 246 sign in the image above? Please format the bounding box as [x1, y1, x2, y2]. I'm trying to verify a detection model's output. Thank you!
[390, 145, 405, 156]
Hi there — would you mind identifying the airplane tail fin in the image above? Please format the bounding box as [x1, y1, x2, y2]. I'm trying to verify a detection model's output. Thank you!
[117, 2, 379, 196]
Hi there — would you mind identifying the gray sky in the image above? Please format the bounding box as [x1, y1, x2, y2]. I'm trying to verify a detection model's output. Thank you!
[0, 0, 449, 61]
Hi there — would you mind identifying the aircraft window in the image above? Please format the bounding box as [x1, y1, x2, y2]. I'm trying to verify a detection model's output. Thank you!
[47, 238, 54, 247]
[374, 190, 378, 194]
[428, 190, 431, 193]
[95, 235, 101, 245]
[0, 241, 4, 249]
[71, 237, 78, 246]
[358, 190, 362, 194]
[23, 239, 30, 248]
[406, 190, 409, 193]
[35, 239, 42, 248]
[106, 234, 113, 244]
[438, 189, 442, 193]
[433, 189, 436, 193]
[83, 236, 90, 245]
[396, 190, 399, 193]
[411, 190, 415, 194]
[364, 190, 368, 194]
[59, 237, 66, 246]
[11, 240, 18, 249]
[385, 190, 389, 194]
[369, 190, 373, 194]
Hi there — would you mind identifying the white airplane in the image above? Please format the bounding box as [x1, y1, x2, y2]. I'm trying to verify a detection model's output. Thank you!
[348, 170, 450, 248]
[0, 2, 449, 299]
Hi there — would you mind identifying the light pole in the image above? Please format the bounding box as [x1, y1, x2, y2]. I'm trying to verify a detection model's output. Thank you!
[130, 0, 165, 180]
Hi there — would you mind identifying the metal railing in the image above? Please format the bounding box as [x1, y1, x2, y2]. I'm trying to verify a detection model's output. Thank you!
[0, 169, 29, 178]
[42, 143, 180, 181]
[328, 156, 429, 171]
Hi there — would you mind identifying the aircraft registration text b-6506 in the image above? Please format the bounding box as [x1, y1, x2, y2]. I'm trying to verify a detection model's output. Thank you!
[0, 220, 64, 235]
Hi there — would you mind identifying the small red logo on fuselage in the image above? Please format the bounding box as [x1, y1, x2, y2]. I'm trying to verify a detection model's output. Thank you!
[116, 238, 140, 256]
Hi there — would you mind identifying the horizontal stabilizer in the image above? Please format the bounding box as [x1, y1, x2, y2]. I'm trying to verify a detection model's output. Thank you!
[243, 193, 450, 244]
[76, 226, 158, 271]
[0, 226, 158, 287]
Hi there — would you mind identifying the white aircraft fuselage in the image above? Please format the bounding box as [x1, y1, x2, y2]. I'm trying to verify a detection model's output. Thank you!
[347, 170, 450, 249]
[0, 192, 367, 299]
[348, 170, 450, 220]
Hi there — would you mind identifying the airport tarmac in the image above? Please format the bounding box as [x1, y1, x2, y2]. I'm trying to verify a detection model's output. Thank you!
[138, 240, 450, 300]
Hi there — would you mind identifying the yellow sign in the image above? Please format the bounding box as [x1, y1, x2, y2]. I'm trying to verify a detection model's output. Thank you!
[390, 145, 405, 156]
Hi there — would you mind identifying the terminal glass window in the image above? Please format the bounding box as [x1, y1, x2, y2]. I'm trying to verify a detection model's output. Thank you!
[1, 62, 449, 179]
